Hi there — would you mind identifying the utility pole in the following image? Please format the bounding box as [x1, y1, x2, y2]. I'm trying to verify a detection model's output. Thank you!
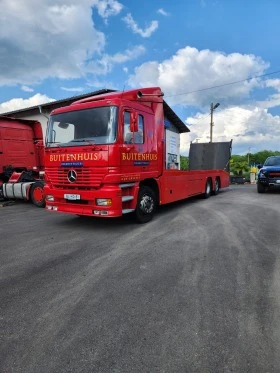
[210, 103, 214, 143]
[210, 102, 220, 142]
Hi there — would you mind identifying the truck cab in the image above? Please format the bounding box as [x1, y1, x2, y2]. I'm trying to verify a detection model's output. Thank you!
[0, 116, 45, 207]
[257, 156, 280, 193]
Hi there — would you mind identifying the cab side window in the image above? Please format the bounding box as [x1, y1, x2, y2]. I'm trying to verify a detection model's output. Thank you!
[135, 115, 144, 144]
[123, 111, 144, 144]
[124, 111, 132, 144]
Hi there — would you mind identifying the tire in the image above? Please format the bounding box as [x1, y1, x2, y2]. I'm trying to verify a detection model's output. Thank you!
[212, 178, 220, 195]
[203, 179, 212, 199]
[257, 183, 266, 194]
[30, 181, 46, 207]
[135, 186, 156, 223]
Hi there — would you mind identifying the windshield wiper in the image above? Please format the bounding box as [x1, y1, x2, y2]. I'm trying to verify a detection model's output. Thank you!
[46, 141, 61, 147]
[70, 139, 96, 146]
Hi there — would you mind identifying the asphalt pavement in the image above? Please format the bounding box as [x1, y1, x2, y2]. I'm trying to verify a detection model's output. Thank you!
[1, 185, 280, 373]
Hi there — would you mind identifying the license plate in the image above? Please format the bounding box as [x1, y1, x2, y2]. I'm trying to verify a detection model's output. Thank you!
[64, 194, 80, 200]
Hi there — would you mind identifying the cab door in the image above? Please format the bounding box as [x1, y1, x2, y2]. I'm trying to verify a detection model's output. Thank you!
[120, 109, 148, 174]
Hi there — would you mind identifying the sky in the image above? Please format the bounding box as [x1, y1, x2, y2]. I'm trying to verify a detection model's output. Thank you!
[1, 0, 280, 155]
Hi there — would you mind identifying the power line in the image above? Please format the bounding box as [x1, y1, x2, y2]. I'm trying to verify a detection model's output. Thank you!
[165, 69, 280, 98]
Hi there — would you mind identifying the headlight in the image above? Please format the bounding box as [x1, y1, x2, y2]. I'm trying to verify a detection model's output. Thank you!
[259, 172, 266, 178]
[96, 198, 112, 206]
[46, 195, 54, 202]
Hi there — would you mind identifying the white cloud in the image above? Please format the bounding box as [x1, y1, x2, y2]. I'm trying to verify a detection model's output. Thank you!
[157, 8, 170, 16]
[21, 85, 34, 92]
[0, 0, 123, 86]
[0, 94, 55, 114]
[128, 46, 269, 107]
[123, 67, 128, 73]
[181, 105, 280, 154]
[259, 94, 280, 110]
[95, 0, 123, 19]
[85, 45, 146, 75]
[122, 13, 158, 38]
[257, 78, 280, 109]
[61, 87, 84, 92]
[265, 78, 280, 91]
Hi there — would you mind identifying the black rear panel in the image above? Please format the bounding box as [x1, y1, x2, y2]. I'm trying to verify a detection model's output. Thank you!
[189, 141, 232, 171]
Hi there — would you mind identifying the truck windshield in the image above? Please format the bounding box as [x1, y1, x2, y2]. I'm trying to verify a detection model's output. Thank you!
[46, 106, 118, 147]
[264, 157, 280, 166]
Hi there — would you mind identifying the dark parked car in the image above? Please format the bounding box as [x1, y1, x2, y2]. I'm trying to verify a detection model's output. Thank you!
[230, 176, 246, 184]
[257, 156, 280, 193]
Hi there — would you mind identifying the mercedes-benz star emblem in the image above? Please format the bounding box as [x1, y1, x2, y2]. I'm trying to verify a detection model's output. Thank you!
[67, 169, 77, 183]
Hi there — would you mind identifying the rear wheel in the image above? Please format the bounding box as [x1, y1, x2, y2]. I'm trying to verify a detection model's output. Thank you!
[203, 179, 212, 199]
[30, 181, 46, 207]
[212, 178, 220, 195]
[135, 186, 156, 223]
[257, 183, 266, 193]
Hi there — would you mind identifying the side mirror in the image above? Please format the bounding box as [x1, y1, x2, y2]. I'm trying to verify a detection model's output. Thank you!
[257, 164, 263, 169]
[129, 112, 138, 132]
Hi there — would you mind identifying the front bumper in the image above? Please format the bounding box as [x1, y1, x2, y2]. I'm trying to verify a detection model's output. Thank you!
[44, 184, 125, 217]
[258, 178, 280, 187]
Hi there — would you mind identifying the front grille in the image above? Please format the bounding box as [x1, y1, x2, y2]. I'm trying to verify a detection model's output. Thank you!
[45, 167, 105, 187]
[269, 172, 280, 178]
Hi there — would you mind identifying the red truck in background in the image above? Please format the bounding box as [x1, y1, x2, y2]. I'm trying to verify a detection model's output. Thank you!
[0, 116, 45, 207]
[44, 87, 231, 223]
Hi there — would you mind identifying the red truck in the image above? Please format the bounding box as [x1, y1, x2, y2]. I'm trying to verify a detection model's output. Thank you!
[0, 116, 45, 207]
[44, 87, 230, 222]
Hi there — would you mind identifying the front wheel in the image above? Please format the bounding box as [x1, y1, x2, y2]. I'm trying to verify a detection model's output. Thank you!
[30, 181, 46, 207]
[135, 186, 156, 223]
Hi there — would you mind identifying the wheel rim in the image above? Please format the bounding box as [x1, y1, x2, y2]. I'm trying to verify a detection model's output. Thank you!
[33, 187, 44, 203]
[139, 194, 154, 214]
[206, 182, 211, 195]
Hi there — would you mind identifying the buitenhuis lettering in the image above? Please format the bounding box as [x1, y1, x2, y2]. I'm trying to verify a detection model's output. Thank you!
[122, 152, 157, 161]
[49, 153, 99, 161]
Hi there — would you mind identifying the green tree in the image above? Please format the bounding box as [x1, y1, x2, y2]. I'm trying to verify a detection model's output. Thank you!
[253, 150, 280, 165]
[230, 158, 250, 175]
[180, 155, 189, 170]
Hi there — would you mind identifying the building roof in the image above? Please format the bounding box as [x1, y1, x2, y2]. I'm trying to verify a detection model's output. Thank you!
[0, 115, 40, 124]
